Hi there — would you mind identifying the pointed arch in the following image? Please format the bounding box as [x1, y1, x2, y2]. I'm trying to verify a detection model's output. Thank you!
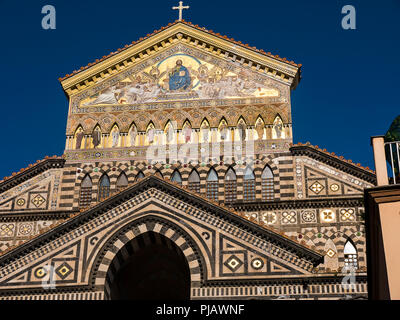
[261, 165, 274, 201]
[146, 121, 156, 145]
[218, 117, 229, 142]
[188, 169, 200, 193]
[236, 117, 247, 141]
[164, 120, 175, 144]
[135, 170, 145, 181]
[155, 169, 163, 178]
[224, 167, 237, 203]
[79, 174, 92, 208]
[110, 123, 120, 148]
[200, 118, 210, 143]
[243, 166, 255, 202]
[255, 115, 265, 140]
[344, 239, 358, 269]
[206, 168, 218, 202]
[92, 124, 102, 149]
[272, 114, 285, 139]
[170, 169, 182, 185]
[116, 172, 129, 192]
[128, 122, 138, 147]
[98, 174, 111, 201]
[182, 119, 193, 144]
[74, 125, 85, 150]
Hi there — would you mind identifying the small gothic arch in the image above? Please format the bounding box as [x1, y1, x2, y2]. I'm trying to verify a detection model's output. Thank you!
[255, 115, 265, 140]
[188, 169, 200, 193]
[135, 170, 145, 181]
[154, 169, 163, 178]
[243, 166, 256, 202]
[110, 123, 120, 148]
[74, 125, 85, 150]
[272, 114, 285, 139]
[206, 168, 218, 201]
[146, 121, 156, 145]
[98, 174, 111, 201]
[128, 122, 138, 147]
[164, 120, 175, 145]
[224, 167, 237, 203]
[218, 118, 229, 142]
[92, 124, 102, 149]
[344, 238, 358, 269]
[116, 172, 129, 192]
[200, 118, 210, 143]
[236, 117, 247, 141]
[261, 165, 274, 201]
[182, 119, 193, 144]
[170, 169, 182, 185]
[79, 174, 92, 208]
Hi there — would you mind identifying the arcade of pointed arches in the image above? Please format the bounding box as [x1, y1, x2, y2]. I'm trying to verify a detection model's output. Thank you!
[78, 165, 274, 208]
[68, 115, 288, 150]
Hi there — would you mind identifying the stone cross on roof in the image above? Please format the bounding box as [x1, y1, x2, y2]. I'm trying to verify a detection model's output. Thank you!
[172, 1, 189, 21]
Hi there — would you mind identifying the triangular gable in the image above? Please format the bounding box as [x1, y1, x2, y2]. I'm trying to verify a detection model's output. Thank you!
[0, 176, 323, 291]
[60, 21, 301, 99]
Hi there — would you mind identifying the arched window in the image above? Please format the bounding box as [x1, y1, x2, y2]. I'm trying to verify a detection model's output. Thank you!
[170, 170, 182, 185]
[188, 169, 200, 193]
[135, 171, 145, 181]
[224, 167, 237, 203]
[206, 168, 218, 201]
[243, 166, 255, 202]
[155, 169, 163, 178]
[116, 172, 128, 192]
[261, 166, 274, 201]
[98, 174, 110, 201]
[74, 126, 85, 150]
[344, 240, 358, 269]
[79, 174, 92, 208]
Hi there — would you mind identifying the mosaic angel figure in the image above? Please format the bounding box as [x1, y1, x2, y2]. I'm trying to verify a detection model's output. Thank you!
[184, 124, 192, 143]
[219, 122, 228, 141]
[112, 128, 120, 147]
[201, 122, 209, 143]
[255, 119, 264, 140]
[92, 128, 102, 148]
[129, 125, 137, 147]
[75, 128, 84, 149]
[237, 122, 247, 141]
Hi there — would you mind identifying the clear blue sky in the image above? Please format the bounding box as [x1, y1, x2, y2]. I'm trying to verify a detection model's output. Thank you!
[0, 0, 399, 179]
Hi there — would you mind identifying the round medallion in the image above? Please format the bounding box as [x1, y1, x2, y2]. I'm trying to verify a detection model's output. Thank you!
[251, 258, 264, 270]
[34, 267, 47, 279]
[330, 184, 339, 192]
[18, 223, 33, 235]
[16, 198, 25, 206]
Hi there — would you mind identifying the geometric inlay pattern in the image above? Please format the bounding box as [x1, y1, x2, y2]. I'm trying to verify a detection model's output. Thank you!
[309, 181, 324, 194]
[224, 255, 244, 273]
[31, 194, 45, 208]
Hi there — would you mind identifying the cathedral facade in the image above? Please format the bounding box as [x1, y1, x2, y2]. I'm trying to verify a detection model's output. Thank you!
[0, 21, 376, 300]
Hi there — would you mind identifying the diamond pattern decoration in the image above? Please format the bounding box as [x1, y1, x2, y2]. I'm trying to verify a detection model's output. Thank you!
[31, 194, 46, 208]
[310, 181, 324, 194]
[55, 262, 73, 280]
[224, 255, 243, 272]
[326, 249, 336, 258]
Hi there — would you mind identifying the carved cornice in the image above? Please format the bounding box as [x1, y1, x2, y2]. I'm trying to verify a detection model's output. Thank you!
[232, 196, 364, 212]
[60, 22, 301, 97]
[0, 158, 65, 194]
[290, 145, 376, 184]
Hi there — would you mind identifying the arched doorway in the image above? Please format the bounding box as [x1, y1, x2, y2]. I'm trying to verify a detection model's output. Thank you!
[108, 231, 191, 300]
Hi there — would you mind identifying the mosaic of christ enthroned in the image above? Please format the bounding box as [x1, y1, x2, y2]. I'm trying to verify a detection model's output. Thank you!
[80, 53, 280, 106]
